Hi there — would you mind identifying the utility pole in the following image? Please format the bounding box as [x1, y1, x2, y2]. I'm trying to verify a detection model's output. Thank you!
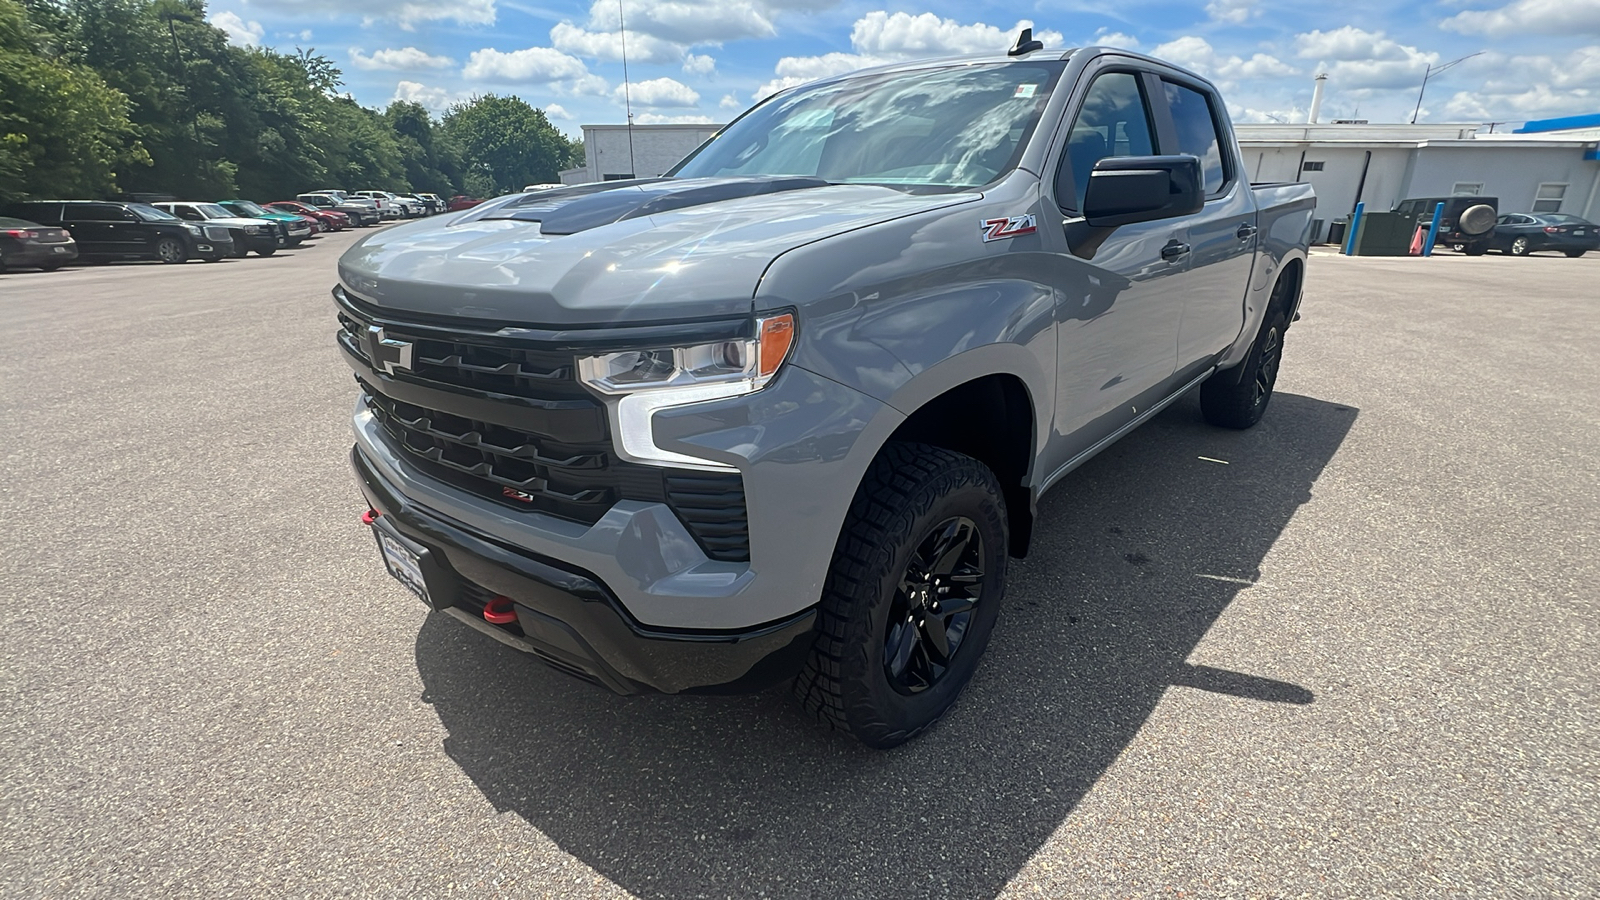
[1410, 52, 1483, 124]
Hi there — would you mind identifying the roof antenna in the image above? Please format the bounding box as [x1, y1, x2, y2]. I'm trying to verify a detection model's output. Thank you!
[619, 0, 636, 178]
[1009, 27, 1044, 57]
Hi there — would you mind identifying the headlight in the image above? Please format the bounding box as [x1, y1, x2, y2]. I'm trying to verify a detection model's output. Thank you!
[577, 313, 795, 469]
[184, 224, 202, 236]
[245, 225, 265, 234]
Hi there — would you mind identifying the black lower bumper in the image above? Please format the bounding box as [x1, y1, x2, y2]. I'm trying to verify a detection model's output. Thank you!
[351, 446, 816, 695]
[4, 244, 77, 268]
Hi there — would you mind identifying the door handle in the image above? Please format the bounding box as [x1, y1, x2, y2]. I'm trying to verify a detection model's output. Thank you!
[1160, 240, 1190, 261]
[1236, 223, 1258, 240]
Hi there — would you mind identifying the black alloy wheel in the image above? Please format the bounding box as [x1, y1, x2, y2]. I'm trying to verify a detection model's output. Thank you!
[883, 516, 987, 694]
[1252, 324, 1282, 407]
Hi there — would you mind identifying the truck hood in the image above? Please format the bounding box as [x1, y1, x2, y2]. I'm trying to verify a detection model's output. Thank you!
[337, 177, 979, 326]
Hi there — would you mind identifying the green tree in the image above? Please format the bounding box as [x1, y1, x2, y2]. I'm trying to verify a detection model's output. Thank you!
[0, 0, 144, 200]
[443, 95, 576, 194]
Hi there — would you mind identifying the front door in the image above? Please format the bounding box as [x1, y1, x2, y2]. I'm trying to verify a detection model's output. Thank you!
[1163, 78, 1258, 371]
[1038, 66, 1187, 475]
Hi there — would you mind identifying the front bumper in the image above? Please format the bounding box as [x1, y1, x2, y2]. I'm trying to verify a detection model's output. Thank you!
[241, 232, 281, 253]
[353, 446, 816, 694]
[194, 239, 231, 260]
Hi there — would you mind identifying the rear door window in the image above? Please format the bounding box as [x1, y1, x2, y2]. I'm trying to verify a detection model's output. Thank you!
[62, 204, 132, 222]
[1058, 71, 1157, 210]
[1161, 80, 1228, 195]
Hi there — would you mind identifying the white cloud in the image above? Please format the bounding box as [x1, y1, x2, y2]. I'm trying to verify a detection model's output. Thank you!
[1291, 27, 1434, 90]
[1440, 46, 1600, 119]
[719, 93, 745, 111]
[349, 47, 456, 71]
[391, 81, 470, 114]
[1205, 0, 1257, 25]
[635, 113, 716, 124]
[545, 104, 573, 120]
[619, 77, 700, 108]
[755, 13, 1061, 101]
[550, 21, 684, 65]
[1091, 29, 1139, 50]
[1442, 0, 1600, 36]
[210, 11, 263, 47]
[464, 46, 592, 82]
[578, 0, 774, 45]
[683, 53, 716, 75]
[268, 0, 495, 30]
[849, 12, 1061, 56]
[1153, 36, 1297, 89]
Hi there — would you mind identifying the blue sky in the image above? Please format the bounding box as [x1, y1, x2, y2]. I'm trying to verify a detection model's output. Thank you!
[206, 0, 1600, 134]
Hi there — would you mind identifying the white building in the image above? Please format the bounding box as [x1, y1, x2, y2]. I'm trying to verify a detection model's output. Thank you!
[1236, 115, 1600, 240]
[560, 123, 725, 185]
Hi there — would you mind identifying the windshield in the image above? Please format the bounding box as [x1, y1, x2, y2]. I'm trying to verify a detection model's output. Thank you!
[194, 203, 233, 218]
[1540, 214, 1587, 225]
[671, 62, 1065, 190]
[130, 203, 178, 221]
[229, 201, 270, 216]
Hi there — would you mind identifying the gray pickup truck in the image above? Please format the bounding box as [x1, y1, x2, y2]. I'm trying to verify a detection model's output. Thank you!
[337, 44, 1314, 747]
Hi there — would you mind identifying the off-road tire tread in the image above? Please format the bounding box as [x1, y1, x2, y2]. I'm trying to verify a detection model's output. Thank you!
[793, 442, 1003, 747]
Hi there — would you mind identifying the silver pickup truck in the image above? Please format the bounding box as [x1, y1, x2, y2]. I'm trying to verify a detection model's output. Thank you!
[337, 44, 1314, 747]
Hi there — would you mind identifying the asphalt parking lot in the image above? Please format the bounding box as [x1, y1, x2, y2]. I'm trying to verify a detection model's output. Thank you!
[3, 234, 1597, 899]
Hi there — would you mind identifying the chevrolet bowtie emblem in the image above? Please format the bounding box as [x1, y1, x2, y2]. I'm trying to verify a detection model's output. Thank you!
[367, 326, 414, 375]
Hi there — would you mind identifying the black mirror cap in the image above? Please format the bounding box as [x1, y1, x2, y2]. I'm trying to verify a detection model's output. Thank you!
[1082, 155, 1204, 228]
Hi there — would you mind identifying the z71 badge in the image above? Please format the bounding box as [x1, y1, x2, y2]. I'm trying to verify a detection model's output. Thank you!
[981, 215, 1038, 242]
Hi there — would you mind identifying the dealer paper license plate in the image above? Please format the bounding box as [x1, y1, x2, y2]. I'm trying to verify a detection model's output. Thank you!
[378, 531, 430, 605]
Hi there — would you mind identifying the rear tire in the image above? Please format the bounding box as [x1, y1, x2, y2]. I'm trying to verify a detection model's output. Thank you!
[794, 443, 1008, 749]
[155, 237, 188, 264]
[39, 262, 65, 271]
[255, 247, 277, 257]
[1510, 236, 1531, 256]
[1201, 304, 1287, 430]
[1464, 243, 1488, 256]
[1565, 250, 1586, 258]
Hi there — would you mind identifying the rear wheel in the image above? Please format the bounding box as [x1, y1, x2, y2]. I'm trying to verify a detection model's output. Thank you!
[1201, 303, 1287, 430]
[39, 262, 65, 271]
[255, 246, 277, 257]
[1510, 236, 1531, 256]
[1463, 243, 1488, 256]
[794, 443, 1007, 749]
[1565, 250, 1586, 258]
[155, 237, 188, 264]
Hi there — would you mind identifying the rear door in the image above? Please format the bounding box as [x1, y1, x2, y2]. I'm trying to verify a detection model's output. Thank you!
[61, 204, 135, 254]
[1161, 77, 1259, 371]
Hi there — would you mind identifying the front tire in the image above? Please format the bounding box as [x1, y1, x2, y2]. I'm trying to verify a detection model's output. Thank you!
[1565, 250, 1585, 258]
[794, 443, 1008, 749]
[255, 247, 277, 257]
[1201, 303, 1287, 430]
[1510, 236, 1531, 256]
[155, 237, 188, 264]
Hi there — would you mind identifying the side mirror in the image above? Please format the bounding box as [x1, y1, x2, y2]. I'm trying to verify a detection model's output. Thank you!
[1082, 155, 1204, 228]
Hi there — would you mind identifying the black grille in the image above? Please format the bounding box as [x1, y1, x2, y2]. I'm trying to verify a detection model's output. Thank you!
[666, 472, 750, 562]
[340, 297, 753, 561]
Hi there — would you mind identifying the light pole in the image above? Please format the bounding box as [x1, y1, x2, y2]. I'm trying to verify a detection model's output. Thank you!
[1410, 51, 1483, 124]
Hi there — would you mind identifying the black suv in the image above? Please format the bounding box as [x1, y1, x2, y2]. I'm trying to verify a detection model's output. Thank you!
[0, 200, 232, 263]
[1393, 196, 1499, 255]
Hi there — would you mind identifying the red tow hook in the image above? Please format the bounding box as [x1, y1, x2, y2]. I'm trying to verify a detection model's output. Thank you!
[483, 596, 518, 625]
[360, 508, 381, 526]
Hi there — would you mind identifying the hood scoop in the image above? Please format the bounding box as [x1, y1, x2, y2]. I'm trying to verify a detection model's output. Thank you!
[478, 176, 832, 236]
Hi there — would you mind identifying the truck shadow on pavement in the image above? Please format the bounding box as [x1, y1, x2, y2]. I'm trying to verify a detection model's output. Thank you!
[414, 390, 1357, 899]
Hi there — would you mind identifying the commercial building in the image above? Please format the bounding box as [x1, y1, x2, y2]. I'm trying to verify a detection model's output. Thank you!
[1236, 114, 1600, 241]
[559, 123, 724, 185]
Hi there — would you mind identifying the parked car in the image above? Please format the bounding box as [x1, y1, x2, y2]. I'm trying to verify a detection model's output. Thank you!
[0, 200, 231, 263]
[393, 194, 430, 217]
[338, 44, 1314, 747]
[268, 201, 349, 231]
[154, 202, 283, 257]
[415, 193, 445, 214]
[218, 200, 315, 245]
[297, 193, 381, 227]
[353, 191, 402, 219]
[1393, 196, 1499, 255]
[446, 195, 484, 211]
[1489, 213, 1598, 257]
[0, 216, 78, 272]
